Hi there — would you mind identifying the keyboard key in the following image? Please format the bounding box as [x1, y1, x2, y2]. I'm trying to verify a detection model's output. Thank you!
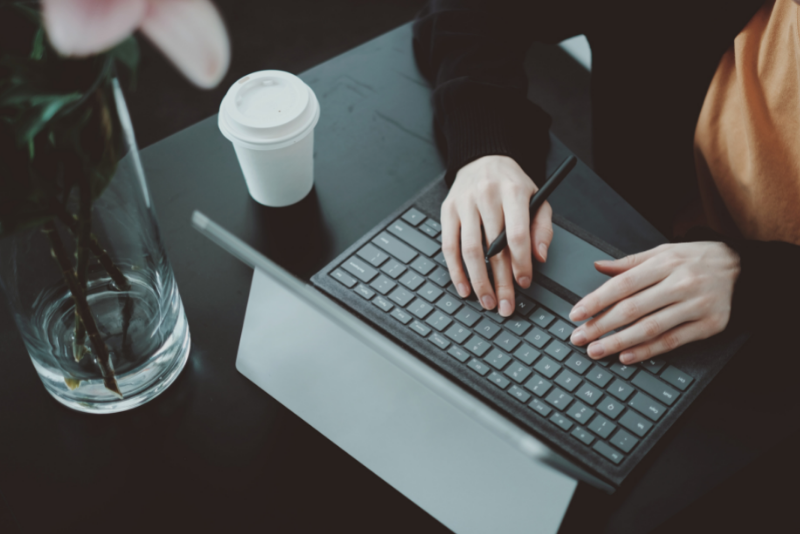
[640, 357, 666, 374]
[550, 413, 574, 431]
[548, 320, 574, 341]
[330, 269, 357, 288]
[567, 401, 596, 424]
[484, 310, 508, 323]
[632, 371, 680, 406]
[533, 356, 560, 379]
[409, 320, 431, 337]
[588, 415, 616, 439]
[419, 224, 439, 238]
[529, 399, 553, 417]
[407, 298, 434, 319]
[357, 243, 390, 267]
[484, 349, 512, 370]
[586, 366, 614, 388]
[488, 372, 511, 389]
[455, 306, 481, 327]
[448, 346, 470, 362]
[410, 256, 436, 275]
[503, 361, 532, 383]
[619, 410, 653, 437]
[530, 308, 556, 328]
[354, 284, 375, 300]
[545, 341, 571, 361]
[628, 392, 666, 421]
[506, 318, 532, 337]
[514, 344, 540, 366]
[554, 369, 581, 392]
[593, 441, 624, 464]
[369, 274, 397, 295]
[514, 295, 536, 316]
[508, 385, 532, 403]
[390, 308, 413, 325]
[428, 333, 451, 350]
[418, 282, 444, 302]
[524, 375, 552, 397]
[388, 286, 415, 307]
[435, 293, 462, 315]
[444, 323, 471, 344]
[402, 208, 426, 226]
[597, 396, 625, 419]
[475, 318, 502, 339]
[524, 327, 551, 348]
[372, 232, 417, 263]
[371, 295, 393, 312]
[343, 256, 379, 283]
[423, 219, 441, 233]
[545, 388, 573, 410]
[425, 310, 453, 332]
[428, 267, 451, 287]
[610, 429, 639, 453]
[388, 220, 440, 256]
[380, 258, 407, 279]
[399, 270, 425, 290]
[571, 427, 595, 446]
[494, 331, 521, 352]
[433, 250, 447, 266]
[607, 379, 635, 401]
[467, 358, 491, 376]
[660, 366, 694, 391]
[564, 352, 592, 375]
[610, 363, 637, 380]
[465, 335, 492, 357]
[575, 383, 603, 406]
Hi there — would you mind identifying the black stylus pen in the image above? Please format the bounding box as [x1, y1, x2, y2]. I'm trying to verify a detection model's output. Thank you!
[484, 155, 577, 261]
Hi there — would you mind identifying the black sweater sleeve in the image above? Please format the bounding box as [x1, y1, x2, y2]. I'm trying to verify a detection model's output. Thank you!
[412, 0, 592, 186]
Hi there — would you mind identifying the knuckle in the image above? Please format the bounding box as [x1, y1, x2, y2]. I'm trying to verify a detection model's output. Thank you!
[621, 299, 640, 322]
[618, 272, 637, 294]
[462, 244, 483, 260]
[643, 317, 662, 338]
[442, 243, 459, 258]
[661, 330, 681, 351]
[507, 227, 528, 248]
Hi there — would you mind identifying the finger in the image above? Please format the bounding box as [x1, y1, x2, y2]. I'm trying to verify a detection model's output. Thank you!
[593, 246, 665, 276]
[501, 188, 532, 288]
[479, 199, 515, 315]
[570, 281, 682, 346]
[584, 301, 699, 359]
[616, 319, 715, 364]
[460, 205, 496, 309]
[531, 200, 553, 263]
[570, 257, 671, 322]
[441, 201, 470, 298]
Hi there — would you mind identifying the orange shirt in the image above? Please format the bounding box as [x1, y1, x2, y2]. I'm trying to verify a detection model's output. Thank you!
[694, 0, 800, 244]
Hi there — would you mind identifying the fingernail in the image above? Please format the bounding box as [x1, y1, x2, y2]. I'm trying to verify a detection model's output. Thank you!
[620, 351, 634, 364]
[457, 283, 468, 297]
[519, 276, 531, 288]
[481, 295, 496, 310]
[499, 299, 513, 316]
[538, 243, 548, 261]
[571, 329, 586, 345]
[570, 305, 587, 321]
[588, 342, 605, 358]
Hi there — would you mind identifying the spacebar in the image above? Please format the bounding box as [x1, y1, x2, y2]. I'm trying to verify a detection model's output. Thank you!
[518, 282, 581, 326]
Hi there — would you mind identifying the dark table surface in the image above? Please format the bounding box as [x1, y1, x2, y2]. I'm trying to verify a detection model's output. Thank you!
[1, 23, 791, 534]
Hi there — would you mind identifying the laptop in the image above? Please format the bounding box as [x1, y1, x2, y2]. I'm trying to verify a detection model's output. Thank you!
[193, 153, 749, 495]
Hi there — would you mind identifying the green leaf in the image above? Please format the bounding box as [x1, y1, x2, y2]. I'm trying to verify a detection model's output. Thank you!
[9, 92, 82, 145]
[31, 28, 45, 60]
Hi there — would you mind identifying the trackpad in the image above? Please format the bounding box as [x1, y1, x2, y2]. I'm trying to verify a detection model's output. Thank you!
[534, 224, 614, 298]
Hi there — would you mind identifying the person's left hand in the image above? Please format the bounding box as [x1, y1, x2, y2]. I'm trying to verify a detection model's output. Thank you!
[568, 242, 740, 364]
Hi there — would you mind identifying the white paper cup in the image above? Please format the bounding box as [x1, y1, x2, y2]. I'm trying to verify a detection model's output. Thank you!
[218, 70, 320, 207]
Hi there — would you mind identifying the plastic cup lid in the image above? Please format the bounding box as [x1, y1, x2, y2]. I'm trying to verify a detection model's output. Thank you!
[218, 70, 319, 149]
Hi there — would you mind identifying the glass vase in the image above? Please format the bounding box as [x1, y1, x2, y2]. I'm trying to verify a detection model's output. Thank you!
[0, 79, 190, 413]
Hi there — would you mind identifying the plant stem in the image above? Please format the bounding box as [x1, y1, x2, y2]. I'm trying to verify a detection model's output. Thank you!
[73, 161, 92, 362]
[43, 221, 121, 397]
[53, 206, 130, 291]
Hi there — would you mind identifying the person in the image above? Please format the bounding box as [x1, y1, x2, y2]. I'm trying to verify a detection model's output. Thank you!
[413, 0, 799, 367]
[413, 0, 800, 530]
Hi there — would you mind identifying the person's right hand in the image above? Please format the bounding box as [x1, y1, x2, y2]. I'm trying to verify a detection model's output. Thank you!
[440, 155, 554, 317]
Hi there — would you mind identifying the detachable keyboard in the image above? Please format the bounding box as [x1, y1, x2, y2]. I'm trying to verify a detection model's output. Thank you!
[311, 179, 749, 490]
